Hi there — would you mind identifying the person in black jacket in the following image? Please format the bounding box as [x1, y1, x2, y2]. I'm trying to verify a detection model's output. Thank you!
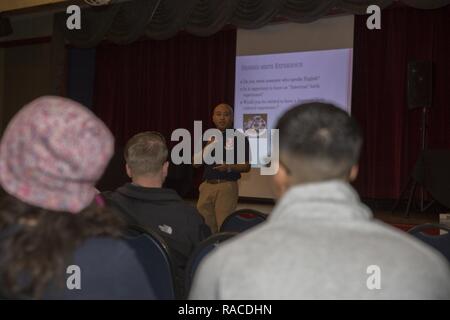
[102, 131, 211, 298]
[0, 96, 155, 300]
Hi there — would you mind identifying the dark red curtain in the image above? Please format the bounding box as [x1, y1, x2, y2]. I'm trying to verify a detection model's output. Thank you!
[93, 30, 236, 194]
[93, 29, 236, 147]
[93, 6, 450, 200]
[352, 5, 450, 199]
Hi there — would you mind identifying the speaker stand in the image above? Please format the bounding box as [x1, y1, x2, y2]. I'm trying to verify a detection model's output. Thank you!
[392, 106, 431, 217]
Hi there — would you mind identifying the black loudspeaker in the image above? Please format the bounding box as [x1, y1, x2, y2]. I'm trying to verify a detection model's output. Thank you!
[407, 61, 432, 109]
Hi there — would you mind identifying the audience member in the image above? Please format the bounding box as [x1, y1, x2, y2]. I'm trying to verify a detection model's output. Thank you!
[189, 102, 450, 299]
[102, 131, 211, 298]
[0, 96, 155, 300]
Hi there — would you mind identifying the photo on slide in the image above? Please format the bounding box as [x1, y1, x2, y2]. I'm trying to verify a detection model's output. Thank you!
[243, 113, 268, 135]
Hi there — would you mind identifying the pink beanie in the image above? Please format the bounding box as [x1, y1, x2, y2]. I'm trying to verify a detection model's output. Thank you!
[0, 96, 114, 213]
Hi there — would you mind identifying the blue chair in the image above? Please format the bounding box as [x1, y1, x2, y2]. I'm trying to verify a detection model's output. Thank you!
[125, 225, 176, 300]
[220, 209, 268, 233]
[408, 223, 450, 262]
[185, 232, 237, 292]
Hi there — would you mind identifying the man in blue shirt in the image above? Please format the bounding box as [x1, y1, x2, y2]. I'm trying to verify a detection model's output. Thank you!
[195, 103, 251, 233]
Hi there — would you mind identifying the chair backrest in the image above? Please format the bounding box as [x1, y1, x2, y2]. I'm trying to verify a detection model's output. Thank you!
[185, 232, 237, 292]
[124, 225, 176, 299]
[220, 209, 268, 233]
[408, 223, 450, 262]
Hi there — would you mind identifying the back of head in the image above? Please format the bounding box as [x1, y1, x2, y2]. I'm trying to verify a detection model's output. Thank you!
[0, 96, 120, 299]
[276, 102, 362, 183]
[124, 131, 168, 177]
[0, 95, 114, 213]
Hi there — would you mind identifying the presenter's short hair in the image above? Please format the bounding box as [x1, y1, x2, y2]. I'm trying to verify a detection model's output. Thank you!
[276, 102, 362, 180]
[213, 103, 233, 116]
[124, 131, 168, 176]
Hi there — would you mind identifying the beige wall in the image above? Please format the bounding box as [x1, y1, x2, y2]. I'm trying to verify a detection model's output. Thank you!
[237, 15, 354, 56]
[0, 11, 54, 134]
[0, 0, 66, 12]
[1, 12, 53, 42]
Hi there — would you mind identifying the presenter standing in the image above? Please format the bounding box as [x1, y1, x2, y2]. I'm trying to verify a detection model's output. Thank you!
[195, 103, 250, 233]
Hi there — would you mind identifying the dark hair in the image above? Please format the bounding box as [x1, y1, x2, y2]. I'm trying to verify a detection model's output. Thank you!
[212, 103, 233, 115]
[0, 195, 124, 299]
[124, 131, 168, 176]
[276, 102, 362, 181]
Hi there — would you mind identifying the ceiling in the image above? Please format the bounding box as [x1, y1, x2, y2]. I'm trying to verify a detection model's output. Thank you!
[0, 0, 105, 16]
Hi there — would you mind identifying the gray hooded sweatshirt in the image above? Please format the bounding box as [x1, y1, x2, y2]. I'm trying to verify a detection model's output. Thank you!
[189, 180, 450, 299]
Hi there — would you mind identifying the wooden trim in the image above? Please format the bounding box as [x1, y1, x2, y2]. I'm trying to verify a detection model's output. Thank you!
[0, 0, 67, 13]
[0, 36, 52, 48]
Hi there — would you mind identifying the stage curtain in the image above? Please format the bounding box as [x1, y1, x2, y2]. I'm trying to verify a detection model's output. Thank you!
[92, 29, 236, 195]
[93, 29, 236, 145]
[352, 5, 450, 199]
[92, 5, 450, 200]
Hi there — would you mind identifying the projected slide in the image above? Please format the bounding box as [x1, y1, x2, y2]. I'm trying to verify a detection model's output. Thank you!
[234, 48, 353, 165]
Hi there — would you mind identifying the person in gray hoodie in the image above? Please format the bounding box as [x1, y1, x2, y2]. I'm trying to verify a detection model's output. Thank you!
[189, 102, 450, 300]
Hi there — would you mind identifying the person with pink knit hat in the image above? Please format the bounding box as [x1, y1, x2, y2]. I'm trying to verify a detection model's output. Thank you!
[0, 96, 155, 299]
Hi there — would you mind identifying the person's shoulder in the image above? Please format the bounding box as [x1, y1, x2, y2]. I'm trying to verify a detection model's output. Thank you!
[158, 187, 183, 199]
[74, 237, 135, 261]
[174, 200, 205, 226]
[371, 220, 442, 254]
[163, 191, 198, 215]
[154, 190, 202, 221]
[74, 237, 153, 275]
[373, 223, 450, 296]
[99, 188, 123, 203]
[180, 200, 201, 215]
[192, 231, 260, 292]
[360, 220, 450, 275]
[70, 238, 134, 275]
[69, 236, 156, 299]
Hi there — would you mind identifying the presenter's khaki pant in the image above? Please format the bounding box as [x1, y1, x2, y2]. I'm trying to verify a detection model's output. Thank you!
[197, 181, 238, 233]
